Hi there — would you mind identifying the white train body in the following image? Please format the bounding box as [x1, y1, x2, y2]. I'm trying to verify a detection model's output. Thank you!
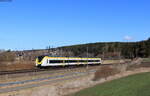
[36, 56, 101, 67]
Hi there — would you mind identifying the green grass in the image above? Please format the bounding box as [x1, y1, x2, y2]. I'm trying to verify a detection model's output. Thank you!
[143, 58, 150, 62]
[71, 72, 150, 96]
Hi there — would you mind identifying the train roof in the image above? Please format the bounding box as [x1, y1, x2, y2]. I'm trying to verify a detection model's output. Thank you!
[37, 55, 101, 60]
[37, 55, 100, 58]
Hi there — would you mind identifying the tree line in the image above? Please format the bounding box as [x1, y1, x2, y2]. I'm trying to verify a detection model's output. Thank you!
[59, 38, 150, 59]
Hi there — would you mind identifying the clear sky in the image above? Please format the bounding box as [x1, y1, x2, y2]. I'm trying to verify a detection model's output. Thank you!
[0, 0, 150, 50]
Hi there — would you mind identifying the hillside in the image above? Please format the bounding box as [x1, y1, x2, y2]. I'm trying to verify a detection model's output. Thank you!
[59, 38, 150, 59]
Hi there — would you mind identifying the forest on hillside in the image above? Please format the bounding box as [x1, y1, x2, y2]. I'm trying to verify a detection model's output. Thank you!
[59, 38, 150, 59]
[0, 38, 149, 62]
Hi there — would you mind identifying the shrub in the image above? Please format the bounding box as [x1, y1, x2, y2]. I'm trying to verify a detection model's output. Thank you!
[93, 66, 120, 81]
[93, 58, 145, 81]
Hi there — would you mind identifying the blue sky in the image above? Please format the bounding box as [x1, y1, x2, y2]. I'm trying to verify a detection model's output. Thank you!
[0, 0, 150, 50]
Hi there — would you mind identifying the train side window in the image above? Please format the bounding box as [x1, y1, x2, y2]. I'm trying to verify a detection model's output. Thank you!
[49, 60, 63, 63]
[93, 60, 100, 62]
[96, 60, 100, 62]
[65, 60, 77, 63]
[64, 60, 68, 63]
[79, 60, 87, 62]
[88, 60, 94, 62]
[48, 60, 100, 63]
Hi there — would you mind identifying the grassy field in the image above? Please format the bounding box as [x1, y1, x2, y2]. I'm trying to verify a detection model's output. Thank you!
[143, 58, 150, 62]
[71, 72, 150, 96]
[102, 59, 131, 64]
[102, 60, 121, 64]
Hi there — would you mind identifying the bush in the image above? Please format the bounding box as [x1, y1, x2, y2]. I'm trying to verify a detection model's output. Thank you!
[93, 66, 120, 81]
[93, 58, 144, 81]
[126, 58, 143, 70]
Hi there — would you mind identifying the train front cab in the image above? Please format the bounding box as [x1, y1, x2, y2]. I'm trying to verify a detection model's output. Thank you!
[36, 56, 46, 68]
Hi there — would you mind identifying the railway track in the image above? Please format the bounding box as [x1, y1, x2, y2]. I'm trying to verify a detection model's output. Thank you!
[0, 69, 97, 94]
[0, 63, 116, 76]
[0, 65, 101, 75]
[0, 69, 45, 75]
[0, 63, 123, 94]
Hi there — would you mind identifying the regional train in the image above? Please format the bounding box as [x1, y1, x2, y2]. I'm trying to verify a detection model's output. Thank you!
[36, 56, 102, 67]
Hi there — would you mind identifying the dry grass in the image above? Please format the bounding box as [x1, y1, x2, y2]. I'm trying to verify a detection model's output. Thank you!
[126, 58, 143, 70]
[0, 52, 15, 62]
[102, 59, 131, 64]
[102, 60, 121, 64]
[93, 66, 120, 81]
[0, 61, 35, 71]
[93, 58, 144, 81]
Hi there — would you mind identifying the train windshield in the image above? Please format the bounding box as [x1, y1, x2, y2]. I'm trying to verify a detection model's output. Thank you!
[37, 56, 45, 62]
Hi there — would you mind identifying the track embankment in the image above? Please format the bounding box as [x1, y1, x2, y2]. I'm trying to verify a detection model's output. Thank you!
[0, 66, 100, 95]
[0, 59, 137, 96]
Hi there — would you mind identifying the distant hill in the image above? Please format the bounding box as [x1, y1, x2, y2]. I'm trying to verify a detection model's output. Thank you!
[1, 38, 149, 62]
[59, 38, 150, 59]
